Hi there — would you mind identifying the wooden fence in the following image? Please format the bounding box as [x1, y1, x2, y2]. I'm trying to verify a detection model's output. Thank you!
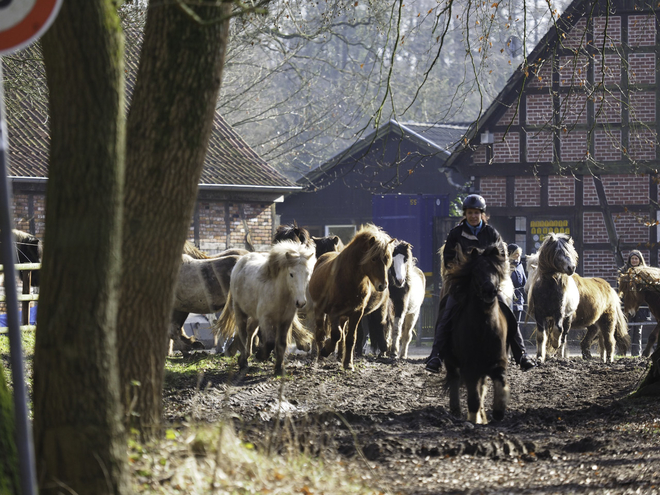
[0, 262, 40, 333]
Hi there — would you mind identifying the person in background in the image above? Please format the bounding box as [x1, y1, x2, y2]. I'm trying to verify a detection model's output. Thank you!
[624, 250, 650, 357]
[424, 194, 536, 373]
[508, 243, 527, 323]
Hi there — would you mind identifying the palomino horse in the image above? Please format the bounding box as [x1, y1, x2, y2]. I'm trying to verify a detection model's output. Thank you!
[214, 240, 316, 375]
[528, 233, 629, 363]
[619, 266, 660, 357]
[386, 240, 426, 359]
[309, 224, 394, 370]
[443, 244, 510, 424]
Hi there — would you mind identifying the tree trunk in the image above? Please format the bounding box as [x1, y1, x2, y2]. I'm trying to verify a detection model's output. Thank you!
[33, 1, 129, 493]
[632, 347, 660, 397]
[117, 1, 231, 437]
[0, 367, 19, 494]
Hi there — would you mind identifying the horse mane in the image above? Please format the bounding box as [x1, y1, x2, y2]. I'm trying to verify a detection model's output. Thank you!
[347, 224, 393, 266]
[524, 252, 539, 294]
[444, 244, 508, 297]
[619, 266, 660, 314]
[537, 233, 578, 275]
[183, 240, 209, 259]
[265, 240, 315, 279]
[273, 221, 313, 247]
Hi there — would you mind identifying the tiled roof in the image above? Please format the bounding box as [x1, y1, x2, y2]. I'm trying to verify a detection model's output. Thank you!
[401, 122, 470, 152]
[3, 30, 295, 190]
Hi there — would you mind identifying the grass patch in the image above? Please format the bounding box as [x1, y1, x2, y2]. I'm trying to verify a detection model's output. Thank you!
[129, 423, 387, 494]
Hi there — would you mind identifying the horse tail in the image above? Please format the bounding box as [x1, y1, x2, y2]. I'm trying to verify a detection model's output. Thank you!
[213, 292, 236, 339]
[613, 302, 631, 355]
[289, 314, 313, 349]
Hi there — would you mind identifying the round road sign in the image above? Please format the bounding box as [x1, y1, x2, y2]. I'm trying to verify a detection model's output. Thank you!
[0, 0, 63, 55]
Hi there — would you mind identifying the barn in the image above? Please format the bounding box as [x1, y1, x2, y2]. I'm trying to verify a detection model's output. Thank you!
[444, 0, 660, 284]
[277, 119, 469, 274]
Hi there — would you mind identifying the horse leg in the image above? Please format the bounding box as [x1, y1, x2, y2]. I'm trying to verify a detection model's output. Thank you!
[235, 309, 251, 370]
[600, 317, 616, 364]
[466, 377, 485, 424]
[581, 325, 599, 360]
[446, 365, 461, 418]
[491, 371, 509, 422]
[536, 321, 548, 364]
[642, 323, 660, 358]
[342, 313, 363, 371]
[401, 311, 419, 360]
[320, 316, 343, 359]
[273, 321, 289, 376]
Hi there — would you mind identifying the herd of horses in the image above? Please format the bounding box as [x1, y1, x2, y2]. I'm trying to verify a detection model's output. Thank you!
[5, 226, 660, 424]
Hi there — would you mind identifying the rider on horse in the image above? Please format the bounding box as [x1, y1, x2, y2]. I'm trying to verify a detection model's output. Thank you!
[425, 194, 536, 373]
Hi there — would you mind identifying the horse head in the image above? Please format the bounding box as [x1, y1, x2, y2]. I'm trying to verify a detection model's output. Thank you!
[390, 240, 414, 288]
[448, 244, 507, 305]
[273, 221, 313, 248]
[357, 225, 393, 292]
[270, 240, 316, 309]
[618, 268, 650, 316]
[312, 235, 344, 259]
[538, 233, 578, 276]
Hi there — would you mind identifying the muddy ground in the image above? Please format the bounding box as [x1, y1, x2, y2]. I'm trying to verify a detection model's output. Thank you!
[164, 346, 660, 494]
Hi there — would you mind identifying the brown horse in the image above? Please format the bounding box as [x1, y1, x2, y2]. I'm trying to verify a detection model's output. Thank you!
[309, 224, 394, 370]
[619, 266, 660, 357]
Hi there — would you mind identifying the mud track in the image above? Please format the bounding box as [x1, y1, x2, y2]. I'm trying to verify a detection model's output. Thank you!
[164, 352, 660, 494]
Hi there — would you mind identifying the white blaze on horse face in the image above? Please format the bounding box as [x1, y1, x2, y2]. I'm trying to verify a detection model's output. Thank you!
[392, 253, 407, 287]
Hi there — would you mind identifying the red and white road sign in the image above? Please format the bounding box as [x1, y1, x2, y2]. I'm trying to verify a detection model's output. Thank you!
[0, 0, 63, 55]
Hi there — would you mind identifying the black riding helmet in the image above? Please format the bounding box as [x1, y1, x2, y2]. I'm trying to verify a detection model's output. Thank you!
[462, 194, 487, 212]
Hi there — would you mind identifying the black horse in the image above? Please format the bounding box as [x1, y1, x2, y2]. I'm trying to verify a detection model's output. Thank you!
[0, 230, 42, 287]
[273, 221, 313, 248]
[443, 244, 510, 424]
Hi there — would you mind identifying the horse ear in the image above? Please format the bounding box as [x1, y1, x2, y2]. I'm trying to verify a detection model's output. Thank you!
[333, 236, 340, 246]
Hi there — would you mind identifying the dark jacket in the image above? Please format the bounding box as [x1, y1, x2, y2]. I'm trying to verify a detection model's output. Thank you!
[510, 261, 527, 310]
[443, 220, 503, 270]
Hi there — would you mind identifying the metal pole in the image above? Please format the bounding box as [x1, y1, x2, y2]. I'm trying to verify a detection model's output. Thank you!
[0, 62, 38, 495]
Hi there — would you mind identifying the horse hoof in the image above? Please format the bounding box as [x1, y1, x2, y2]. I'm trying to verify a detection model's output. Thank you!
[492, 410, 505, 421]
[582, 351, 592, 360]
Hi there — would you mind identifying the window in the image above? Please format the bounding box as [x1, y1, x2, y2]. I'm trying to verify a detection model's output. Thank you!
[515, 217, 527, 254]
[325, 225, 356, 245]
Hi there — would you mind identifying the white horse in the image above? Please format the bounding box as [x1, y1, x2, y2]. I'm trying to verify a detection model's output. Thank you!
[214, 240, 316, 375]
[388, 241, 426, 359]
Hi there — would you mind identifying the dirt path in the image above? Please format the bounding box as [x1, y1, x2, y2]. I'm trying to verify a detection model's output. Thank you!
[164, 349, 660, 494]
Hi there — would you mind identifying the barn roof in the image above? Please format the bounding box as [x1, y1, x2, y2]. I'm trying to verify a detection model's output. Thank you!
[3, 30, 297, 193]
[299, 119, 469, 188]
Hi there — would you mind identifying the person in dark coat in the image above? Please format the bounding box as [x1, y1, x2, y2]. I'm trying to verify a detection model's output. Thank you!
[508, 243, 527, 323]
[624, 250, 650, 357]
[425, 194, 536, 373]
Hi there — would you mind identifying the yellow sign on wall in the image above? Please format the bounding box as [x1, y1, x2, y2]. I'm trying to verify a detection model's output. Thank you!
[530, 219, 571, 246]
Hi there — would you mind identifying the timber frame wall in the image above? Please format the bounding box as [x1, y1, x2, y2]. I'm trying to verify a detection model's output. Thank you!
[451, 0, 660, 283]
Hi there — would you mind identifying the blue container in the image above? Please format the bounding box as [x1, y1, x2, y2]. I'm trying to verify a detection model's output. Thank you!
[0, 305, 38, 327]
[372, 194, 449, 274]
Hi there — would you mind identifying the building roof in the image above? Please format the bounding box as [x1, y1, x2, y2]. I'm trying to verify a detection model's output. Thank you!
[300, 119, 469, 188]
[4, 34, 296, 192]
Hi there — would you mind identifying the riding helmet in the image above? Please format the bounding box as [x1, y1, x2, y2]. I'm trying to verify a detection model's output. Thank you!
[462, 194, 487, 212]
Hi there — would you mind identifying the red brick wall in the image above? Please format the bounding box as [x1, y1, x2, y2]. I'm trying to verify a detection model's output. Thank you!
[628, 15, 656, 47]
[582, 250, 619, 283]
[498, 104, 520, 126]
[472, 145, 487, 164]
[559, 55, 589, 87]
[583, 174, 649, 206]
[629, 129, 657, 160]
[514, 177, 541, 206]
[493, 132, 520, 163]
[594, 130, 622, 161]
[594, 91, 621, 123]
[528, 63, 552, 88]
[526, 131, 553, 162]
[593, 16, 621, 48]
[11, 193, 46, 236]
[526, 94, 553, 125]
[225, 202, 273, 252]
[559, 93, 588, 125]
[613, 211, 650, 244]
[559, 130, 588, 161]
[480, 177, 507, 207]
[548, 176, 575, 206]
[629, 91, 656, 123]
[583, 212, 608, 243]
[629, 53, 655, 85]
[593, 54, 621, 86]
[563, 18, 587, 50]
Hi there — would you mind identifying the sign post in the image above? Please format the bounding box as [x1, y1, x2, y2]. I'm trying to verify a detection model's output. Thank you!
[1, 1, 62, 494]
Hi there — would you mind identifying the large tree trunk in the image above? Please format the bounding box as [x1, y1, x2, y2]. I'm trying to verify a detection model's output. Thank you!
[117, 2, 231, 436]
[33, 1, 129, 493]
[0, 367, 19, 494]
